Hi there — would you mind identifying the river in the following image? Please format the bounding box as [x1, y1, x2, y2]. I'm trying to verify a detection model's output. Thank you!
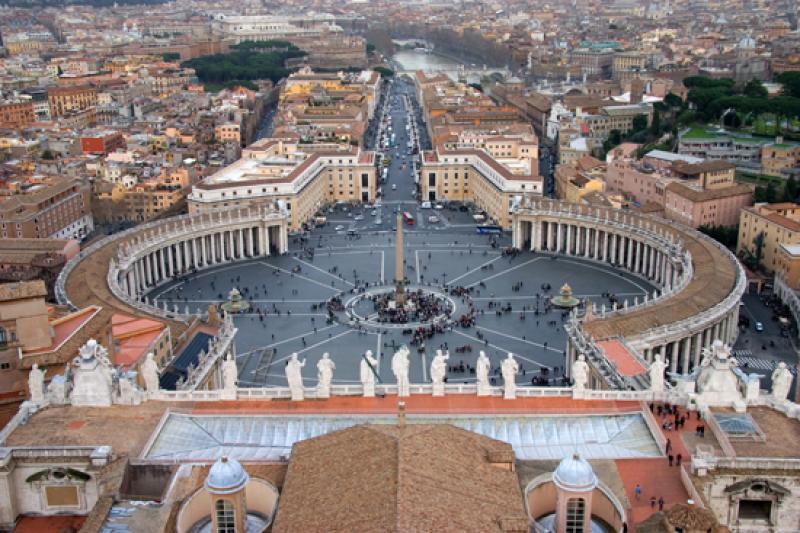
[391, 49, 486, 84]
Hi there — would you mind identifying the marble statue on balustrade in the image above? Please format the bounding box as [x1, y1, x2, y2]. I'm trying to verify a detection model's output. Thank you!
[286, 353, 306, 401]
[71, 339, 113, 407]
[316, 353, 336, 399]
[649, 353, 669, 393]
[221, 352, 238, 400]
[28, 363, 45, 404]
[771, 362, 794, 403]
[47, 374, 69, 405]
[141, 352, 160, 395]
[572, 354, 589, 392]
[116, 371, 143, 406]
[360, 349, 379, 398]
[476, 351, 491, 396]
[431, 349, 449, 397]
[501, 352, 519, 400]
[392, 345, 411, 397]
[667, 340, 748, 408]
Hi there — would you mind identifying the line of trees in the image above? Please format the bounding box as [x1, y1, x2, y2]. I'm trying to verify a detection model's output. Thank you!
[181, 44, 306, 85]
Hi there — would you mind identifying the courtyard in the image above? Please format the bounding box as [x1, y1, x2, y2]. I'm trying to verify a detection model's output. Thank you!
[149, 225, 655, 388]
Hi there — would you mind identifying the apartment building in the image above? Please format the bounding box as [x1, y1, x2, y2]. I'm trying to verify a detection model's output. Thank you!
[0, 177, 93, 240]
[47, 85, 97, 118]
[761, 140, 800, 178]
[420, 141, 542, 228]
[79, 130, 126, 155]
[738, 203, 800, 273]
[187, 139, 377, 230]
[0, 100, 35, 129]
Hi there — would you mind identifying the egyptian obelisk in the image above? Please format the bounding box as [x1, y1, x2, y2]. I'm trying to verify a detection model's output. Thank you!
[395, 213, 405, 305]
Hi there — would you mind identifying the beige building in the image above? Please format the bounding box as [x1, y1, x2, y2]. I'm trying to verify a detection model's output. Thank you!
[214, 123, 242, 144]
[47, 85, 97, 118]
[738, 202, 800, 273]
[420, 133, 542, 228]
[0, 177, 94, 240]
[188, 138, 377, 230]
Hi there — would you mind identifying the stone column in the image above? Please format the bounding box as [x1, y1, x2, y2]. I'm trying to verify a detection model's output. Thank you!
[566, 224, 572, 255]
[693, 331, 704, 368]
[594, 229, 600, 259]
[199, 236, 205, 267]
[670, 340, 678, 373]
[627, 237, 634, 270]
[556, 222, 563, 253]
[166, 245, 174, 277]
[144, 254, 153, 286]
[649, 247, 656, 279]
[634, 240, 641, 273]
[610, 233, 617, 264]
[682, 335, 692, 374]
[602, 231, 608, 261]
[265, 225, 272, 255]
[547, 221, 554, 251]
[247, 228, 254, 257]
[238, 229, 245, 259]
[210, 233, 217, 264]
[176, 242, 184, 273]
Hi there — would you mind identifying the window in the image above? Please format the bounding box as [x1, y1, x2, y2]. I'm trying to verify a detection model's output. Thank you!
[738, 499, 772, 521]
[565, 498, 585, 533]
[215, 499, 236, 533]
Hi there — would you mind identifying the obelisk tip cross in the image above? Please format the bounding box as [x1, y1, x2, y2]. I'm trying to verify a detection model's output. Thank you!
[395, 212, 405, 305]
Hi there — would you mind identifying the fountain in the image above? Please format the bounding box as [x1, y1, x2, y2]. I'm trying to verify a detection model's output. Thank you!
[221, 287, 250, 313]
[550, 283, 580, 308]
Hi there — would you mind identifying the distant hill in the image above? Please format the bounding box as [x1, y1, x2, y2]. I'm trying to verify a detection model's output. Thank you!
[6, 0, 167, 7]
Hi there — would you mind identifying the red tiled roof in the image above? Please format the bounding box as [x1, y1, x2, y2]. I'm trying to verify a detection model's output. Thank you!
[24, 305, 102, 356]
[598, 339, 647, 376]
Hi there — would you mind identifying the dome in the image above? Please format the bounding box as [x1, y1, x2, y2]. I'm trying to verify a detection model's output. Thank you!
[738, 36, 756, 49]
[205, 456, 249, 495]
[553, 453, 597, 491]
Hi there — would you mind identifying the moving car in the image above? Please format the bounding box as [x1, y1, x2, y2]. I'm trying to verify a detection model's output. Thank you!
[755, 322, 765, 332]
[392, 184, 397, 190]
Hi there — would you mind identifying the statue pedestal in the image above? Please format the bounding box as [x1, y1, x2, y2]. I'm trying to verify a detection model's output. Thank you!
[363, 383, 375, 398]
[221, 387, 237, 401]
[290, 388, 305, 402]
[503, 385, 516, 400]
[432, 382, 445, 397]
[317, 385, 330, 399]
[572, 388, 586, 400]
[397, 382, 410, 397]
[477, 384, 492, 397]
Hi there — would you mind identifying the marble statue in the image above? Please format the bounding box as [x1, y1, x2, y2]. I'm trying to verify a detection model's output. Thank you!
[221, 352, 238, 399]
[71, 338, 113, 407]
[141, 352, 159, 394]
[501, 352, 519, 400]
[476, 351, 491, 396]
[649, 353, 669, 393]
[316, 353, 336, 399]
[392, 345, 411, 397]
[572, 354, 589, 391]
[430, 349, 449, 396]
[28, 363, 45, 404]
[360, 350, 379, 398]
[285, 353, 306, 401]
[771, 362, 793, 402]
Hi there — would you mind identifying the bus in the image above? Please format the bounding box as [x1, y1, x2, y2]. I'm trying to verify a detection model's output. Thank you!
[476, 225, 502, 235]
[402, 212, 415, 225]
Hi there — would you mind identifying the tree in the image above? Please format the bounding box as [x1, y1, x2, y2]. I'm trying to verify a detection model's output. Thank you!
[664, 93, 683, 108]
[469, 82, 482, 92]
[784, 176, 799, 202]
[776, 72, 800, 99]
[743, 79, 768, 98]
[650, 110, 661, 135]
[632, 115, 648, 133]
[753, 231, 766, 269]
[766, 181, 778, 203]
[366, 43, 376, 54]
[161, 52, 180, 62]
[698, 224, 739, 248]
[373, 66, 394, 78]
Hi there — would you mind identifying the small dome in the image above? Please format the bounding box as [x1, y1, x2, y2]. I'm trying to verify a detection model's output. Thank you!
[738, 36, 756, 49]
[553, 453, 597, 491]
[205, 456, 249, 495]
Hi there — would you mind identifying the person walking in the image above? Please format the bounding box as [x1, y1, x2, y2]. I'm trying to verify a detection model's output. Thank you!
[634, 484, 642, 500]
[658, 496, 665, 511]
[668, 454, 674, 466]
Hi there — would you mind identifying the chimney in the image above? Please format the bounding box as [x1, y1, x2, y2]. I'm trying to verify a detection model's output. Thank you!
[397, 401, 406, 427]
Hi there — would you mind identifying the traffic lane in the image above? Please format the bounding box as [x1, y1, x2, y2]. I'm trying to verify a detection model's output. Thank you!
[735, 293, 797, 364]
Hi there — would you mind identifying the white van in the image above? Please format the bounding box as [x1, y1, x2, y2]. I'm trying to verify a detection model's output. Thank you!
[421, 202, 432, 209]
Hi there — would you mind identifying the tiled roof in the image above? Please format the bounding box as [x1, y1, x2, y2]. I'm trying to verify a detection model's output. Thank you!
[273, 424, 529, 533]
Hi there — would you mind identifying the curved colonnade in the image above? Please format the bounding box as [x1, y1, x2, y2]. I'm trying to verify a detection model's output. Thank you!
[57, 206, 289, 323]
[512, 198, 745, 389]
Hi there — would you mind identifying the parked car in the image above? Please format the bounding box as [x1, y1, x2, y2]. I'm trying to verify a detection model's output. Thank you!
[755, 322, 765, 332]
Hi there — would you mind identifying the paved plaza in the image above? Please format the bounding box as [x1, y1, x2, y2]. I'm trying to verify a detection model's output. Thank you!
[150, 227, 655, 388]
